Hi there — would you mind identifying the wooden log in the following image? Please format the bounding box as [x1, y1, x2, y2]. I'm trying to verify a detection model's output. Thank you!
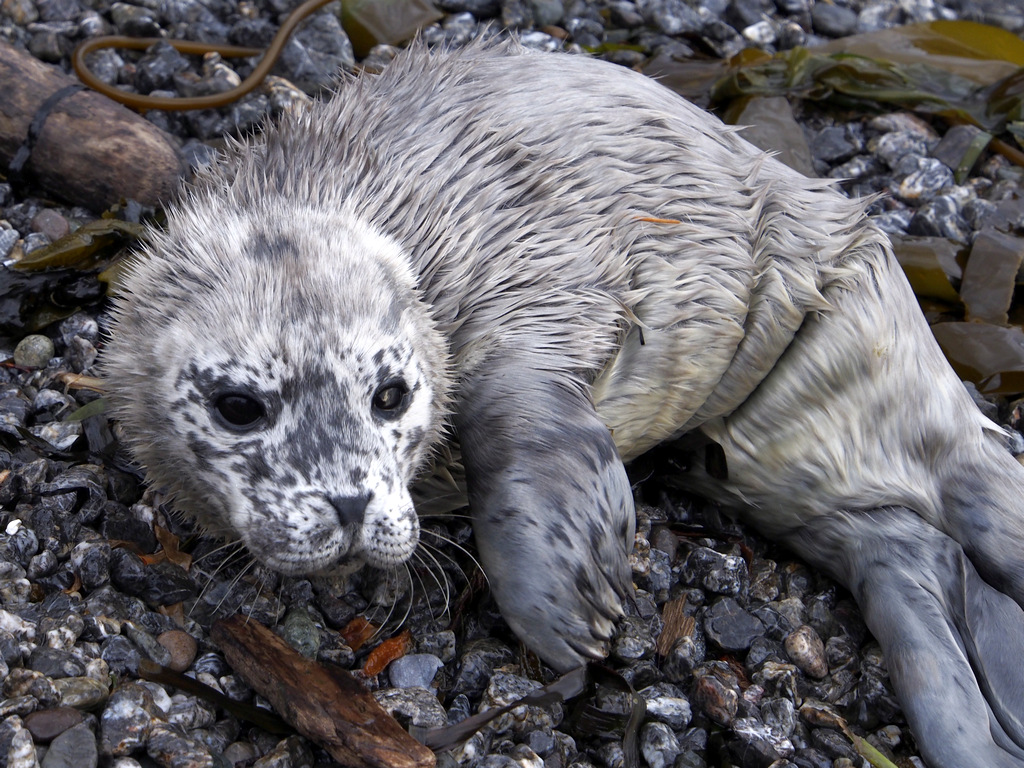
[211, 614, 436, 768]
[0, 40, 184, 211]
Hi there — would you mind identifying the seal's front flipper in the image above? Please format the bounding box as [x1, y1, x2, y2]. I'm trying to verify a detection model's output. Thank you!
[789, 507, 1024, 768]
[456, 365, 635, 672]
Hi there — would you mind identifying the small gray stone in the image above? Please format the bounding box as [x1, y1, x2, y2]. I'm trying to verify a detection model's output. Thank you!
[30, 210, 69, 242]
[640, 721, 681, 768]
[389, 653, 443, 688]
[14, 335, 55, 369]
[704, 597, 763, 652]
[636, 0, 702, 35]
[682, 547, 747, 595]
[110, 1, 160, 35]
[29, 647, 86, 679]
[640, 682, 692, 729]
[53, 677, 109, 709]
[41, 722, 97, 768]
[273, 10, 355, 95]
[0, 227, 19, 259]
[24, 706, 84, 743]
[907, 195, 970, 242]
[374, 686, 448, 728]
[897, 157, 955, 203]
[811, 2, 857, 36]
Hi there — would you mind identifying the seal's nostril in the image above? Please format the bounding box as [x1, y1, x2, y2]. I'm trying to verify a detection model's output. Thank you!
[329, 493, 371, 526]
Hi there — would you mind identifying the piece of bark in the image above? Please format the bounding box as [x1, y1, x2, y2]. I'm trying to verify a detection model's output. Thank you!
[211, 614, 435, 768]
[656, 596, 695, 657]
[0, 40, 184, 211]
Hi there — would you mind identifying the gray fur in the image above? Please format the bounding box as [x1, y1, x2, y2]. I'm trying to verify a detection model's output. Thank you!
[102, 39, 1024, 766]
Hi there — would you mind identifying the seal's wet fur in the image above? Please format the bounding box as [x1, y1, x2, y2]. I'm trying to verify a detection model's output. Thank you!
[103, 40, 1024, 766]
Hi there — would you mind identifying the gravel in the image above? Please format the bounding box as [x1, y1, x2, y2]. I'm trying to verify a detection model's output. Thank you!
[2, 0, 1024, 766]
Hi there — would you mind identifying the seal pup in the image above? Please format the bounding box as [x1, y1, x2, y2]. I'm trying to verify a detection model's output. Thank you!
[102, 40, 1024, 767]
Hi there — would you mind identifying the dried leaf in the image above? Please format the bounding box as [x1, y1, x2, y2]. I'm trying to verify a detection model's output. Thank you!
[362, 630, 413, 677]
[960, 229, 1024, 324]
[157, 525, 191, 569]
[708, 21, 1024, 143]
[341, 0, 442, 58]
[891, 236, 963, 305]
[341, 616, 378, 652]
[14, 218, 147, 271]
[931, 322, 1024, 395]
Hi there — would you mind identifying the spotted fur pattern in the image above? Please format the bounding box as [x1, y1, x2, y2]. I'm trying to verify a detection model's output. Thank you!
[103, 40, 1024, 766]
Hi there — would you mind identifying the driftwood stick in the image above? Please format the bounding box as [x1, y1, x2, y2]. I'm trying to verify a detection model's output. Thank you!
[0, 40, 183, 211]
[211, 614, 435, 768]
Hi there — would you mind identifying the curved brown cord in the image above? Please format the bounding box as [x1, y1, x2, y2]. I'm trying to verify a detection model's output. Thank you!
[72, 0, 334, 111]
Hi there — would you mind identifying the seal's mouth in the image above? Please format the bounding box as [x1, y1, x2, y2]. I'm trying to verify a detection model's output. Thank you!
[240, 524, 360, 576]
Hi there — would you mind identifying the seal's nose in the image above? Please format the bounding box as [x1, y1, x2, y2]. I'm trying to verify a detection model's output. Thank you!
[329, 493, 371, 526]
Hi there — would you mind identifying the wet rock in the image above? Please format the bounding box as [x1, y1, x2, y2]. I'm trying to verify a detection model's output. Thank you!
[703, 597, 763, 652]
[640, 682, 692, 729]
[100, 504, 157, 554]
[1, 696, 38, 717]
[54, 677, 109, 709]
[166, 695, 216, 731]
[374, 686, 448, 728]
[273, 9, 355, 95]
[156, 630, 197, 673]
[907, 195, 970, 242]
[69, 542, 111, 592]
[388, 653, 443, 688]
[30, 421, 82, 450]
[662, 631, 705, 683]
[810, 727, 858, 760]
[109, 1, 160, 36]
[30, 209, 69, 241]
[134, 41, 190, 93]
[692, 662, 740, 725]
[730, 717, 784, 765]
[897, 157, 955, 203]
[417, 630, 457, 663]
[146, 720, 215, 766]
[100, 636, 141, 676]
[0, 227, 19, 259]
[811, 2, 857, 36]
[110, 550, 195, 606]
[5, 669, 60, 707]
[278, 605, 320, 659]
[40, 721, 97, 768]
[612, 614, 659, 662]
[450, 639, 516, 698]
[24, 707, 84, 743]
[640, 721, 681, 768]
[65, 336, 98, 373]
[873, 129, 935, 169]
[435, 0, 499, 16]
[682, 547, 747, 595]
[636, 0, 702, 35]
[29, 647, 86, 678]
[13, 335, 55, 369]
[252, 735, 314, 767]
[783, 625, 827, 678]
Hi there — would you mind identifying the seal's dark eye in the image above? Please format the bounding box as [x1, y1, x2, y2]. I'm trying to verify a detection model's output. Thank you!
[372, 380, 410, 419]
[213, 393, 265, 430]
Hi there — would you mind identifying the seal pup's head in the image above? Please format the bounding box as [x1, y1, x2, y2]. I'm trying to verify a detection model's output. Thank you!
[102, 190, 450, 576]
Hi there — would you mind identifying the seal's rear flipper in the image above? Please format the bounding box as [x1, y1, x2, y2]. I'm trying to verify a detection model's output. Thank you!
[788, 507, 1024, 768]
[455, 363, 635, 672]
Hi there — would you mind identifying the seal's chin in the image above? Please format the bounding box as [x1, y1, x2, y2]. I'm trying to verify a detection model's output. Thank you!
[242, 528, 361, 577]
